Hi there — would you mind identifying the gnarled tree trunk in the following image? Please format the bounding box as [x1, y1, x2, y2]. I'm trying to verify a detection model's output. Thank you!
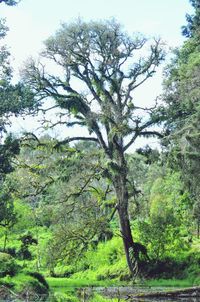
[113, 151, 136, 276]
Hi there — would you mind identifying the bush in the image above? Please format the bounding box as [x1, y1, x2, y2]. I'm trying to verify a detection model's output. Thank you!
[20, 279, 49, 298]
[0, 247, 17, 257]
[28, 272, 49, 289]
[0, 252, 20, 277]
[16, 274, 49, 300]
[53, 292, 79, 302]
[89, 293, 119, 302]
[183, 249, 200, 279]
[140, 258, 188, 279]
[53, 265, 75, 278]
[17, 246, 32, 260]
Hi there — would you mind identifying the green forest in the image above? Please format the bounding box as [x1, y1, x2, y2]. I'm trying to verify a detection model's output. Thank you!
[1, 0, 200, 301]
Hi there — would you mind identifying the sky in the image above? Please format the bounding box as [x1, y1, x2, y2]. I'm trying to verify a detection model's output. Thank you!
[0, 0, 194, 150]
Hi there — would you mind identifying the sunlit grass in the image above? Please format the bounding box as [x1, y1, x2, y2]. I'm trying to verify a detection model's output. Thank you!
[89, 293, 119, 302]
[144, 278, 196, 288]
[47, 277, 122, 289]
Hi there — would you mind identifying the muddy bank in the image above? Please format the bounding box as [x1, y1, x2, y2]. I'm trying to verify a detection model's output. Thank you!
[128, 286, 200, 301]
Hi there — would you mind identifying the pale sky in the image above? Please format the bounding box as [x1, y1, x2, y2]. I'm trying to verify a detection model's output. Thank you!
[1, 0, 192, 69]
[0, 0, 193, 149]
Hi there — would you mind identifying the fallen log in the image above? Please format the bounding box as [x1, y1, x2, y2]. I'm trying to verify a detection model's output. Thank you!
[127, 286, 200, 300]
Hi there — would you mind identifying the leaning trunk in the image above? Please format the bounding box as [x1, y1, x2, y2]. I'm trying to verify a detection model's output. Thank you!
[118, 198, 135, 275]
[113, 152, 135, 276]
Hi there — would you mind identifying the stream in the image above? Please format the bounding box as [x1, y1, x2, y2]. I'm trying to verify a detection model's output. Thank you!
[51, 286, 200, 301]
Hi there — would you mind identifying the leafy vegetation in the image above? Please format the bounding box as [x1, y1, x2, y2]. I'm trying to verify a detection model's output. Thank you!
[0, 0, 200, 300]
[21, 17, 165, 277]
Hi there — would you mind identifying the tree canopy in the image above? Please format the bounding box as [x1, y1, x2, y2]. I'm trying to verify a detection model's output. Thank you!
[1, 0, 200, 295]
[0, 0, 19, 6]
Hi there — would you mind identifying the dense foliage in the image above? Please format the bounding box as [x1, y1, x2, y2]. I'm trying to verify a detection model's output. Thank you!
[21, 18, 166, 276]
[162, 0, 200, 238]
[0, 1, 200, 300]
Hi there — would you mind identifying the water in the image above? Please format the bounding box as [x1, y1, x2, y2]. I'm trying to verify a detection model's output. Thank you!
[51, 286, 200, 302]
[1, 286, 200, 301]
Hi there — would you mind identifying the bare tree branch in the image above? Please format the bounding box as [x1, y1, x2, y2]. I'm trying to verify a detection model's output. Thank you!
[54, 136, 99, 148]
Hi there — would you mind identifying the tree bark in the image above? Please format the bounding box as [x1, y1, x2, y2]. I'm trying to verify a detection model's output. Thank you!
[113, 151, 135, 276]
[118, 203, 135, 276]
[197, 219, 200, 239]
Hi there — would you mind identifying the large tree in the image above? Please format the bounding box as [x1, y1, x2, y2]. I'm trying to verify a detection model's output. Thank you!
[22, 19, 164, 275]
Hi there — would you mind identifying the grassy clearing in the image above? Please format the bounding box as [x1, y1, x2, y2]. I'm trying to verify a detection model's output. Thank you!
[47, 276, 198, 291]
[47, 277, 122, 289]
[144, 278, 199, 288]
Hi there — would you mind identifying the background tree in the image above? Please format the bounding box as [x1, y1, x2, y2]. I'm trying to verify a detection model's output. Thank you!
[182, 0, 200, 38]
[0, 1, 39, 250]
[0, 18, 35, 133]
[162, 0, 200, 238]
[139, 169, 191, 259]
[0, 2, 36, 190]
[11, 135, 117, 273]
[0, 185, 17, 251]
[0, 0, 19, 5]
[22, 19, 165, 275]
[0, 135, 19, 250]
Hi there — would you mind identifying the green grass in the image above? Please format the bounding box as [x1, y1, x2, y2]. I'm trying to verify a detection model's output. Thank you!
[89, 293, 119, 302]
[47, 277, 122, 289]
[2, 273, 33, 289]
[47, 276, 199, 290]
[144, 278, 198, 288]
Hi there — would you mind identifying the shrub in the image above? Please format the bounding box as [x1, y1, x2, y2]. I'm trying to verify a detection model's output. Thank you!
[90, 293, 119, 302]
[0, 252, 20, 277]
[20, 278, 48, 299]
[140, 258, 188, 279]
[28, 272, 49, 289]
[17, 246, 32, 260]
[17, 274, 49, 300]
[53, 292, 79, 302]
[53, 265, 75, 278]
[0, 247, 17, 257]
